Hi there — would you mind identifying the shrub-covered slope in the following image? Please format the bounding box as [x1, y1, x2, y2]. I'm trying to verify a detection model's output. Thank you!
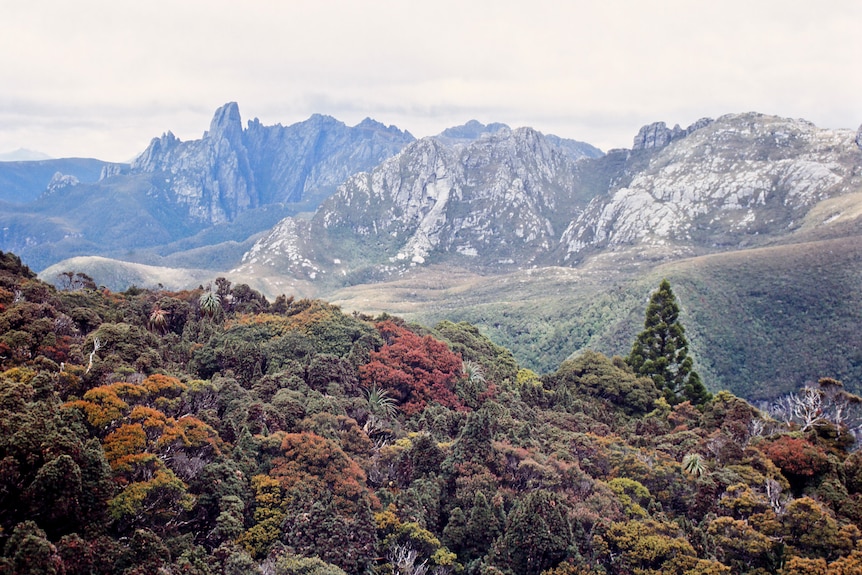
[4, 249, 862, 575]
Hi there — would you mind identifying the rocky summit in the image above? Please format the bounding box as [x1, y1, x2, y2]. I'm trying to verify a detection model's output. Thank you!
[7, 106, 862, 401]
[130, 102, 415, 224]
[562, 113, 862, 262]
[234, 113, 862, 287]
[0, 104, 416, 270]
[233, 126, 602, 283]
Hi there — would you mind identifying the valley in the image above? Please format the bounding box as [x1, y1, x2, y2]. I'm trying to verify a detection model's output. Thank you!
[2, 103, 861, 402]
[3, 102, 862, 574]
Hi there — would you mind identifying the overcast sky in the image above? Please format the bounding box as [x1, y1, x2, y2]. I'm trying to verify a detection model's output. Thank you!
[1, 0, 860, 162]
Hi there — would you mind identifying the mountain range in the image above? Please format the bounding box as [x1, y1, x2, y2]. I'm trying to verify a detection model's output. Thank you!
[235, 113, 861, 288]
[3, 103, 862, 400]
[0, 148, 52, 161]
[0, 103, 418, 271]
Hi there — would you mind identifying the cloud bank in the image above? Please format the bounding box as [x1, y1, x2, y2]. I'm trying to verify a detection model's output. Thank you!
[1, 0, 860, 161]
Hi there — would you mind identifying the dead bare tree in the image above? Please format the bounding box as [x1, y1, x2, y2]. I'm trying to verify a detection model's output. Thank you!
[389, 544, 428, 575]
[792, 386, 823, 432]
[765, 478, 786, 515]
[386, 544, 452, 575]
[769, 386, 822, 432]
[86, 338, 102, 374]
[769, 379, 862, 444]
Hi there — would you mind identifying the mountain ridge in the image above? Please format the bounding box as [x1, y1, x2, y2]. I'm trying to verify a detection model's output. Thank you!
[0, 104, 419, 270]
[0, 148, 52, 161]
[129, 102, 417, 223]
[9, 105, 862, 402]
[236, 112, 861, 287]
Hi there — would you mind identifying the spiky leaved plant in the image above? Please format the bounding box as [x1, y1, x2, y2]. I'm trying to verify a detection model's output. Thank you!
[362, 385, 399, 439]
[365, 385, 398, 419]
[148, 306, 169, 333]
[462, 360, 486, 385]
[199, 290, 221, 319]
[682, 452, 707, 477]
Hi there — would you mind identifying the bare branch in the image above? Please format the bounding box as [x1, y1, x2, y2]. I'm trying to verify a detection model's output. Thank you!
[86, 337, 102, 374]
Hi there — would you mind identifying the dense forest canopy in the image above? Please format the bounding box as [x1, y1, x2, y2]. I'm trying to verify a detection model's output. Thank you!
[3, 249, 862, 574]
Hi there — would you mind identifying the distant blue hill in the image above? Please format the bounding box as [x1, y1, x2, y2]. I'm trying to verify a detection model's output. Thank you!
[0, 158, 123, 203]
[0, 148, 53, 161]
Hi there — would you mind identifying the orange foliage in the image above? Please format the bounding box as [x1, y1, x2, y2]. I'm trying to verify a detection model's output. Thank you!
[176, 416, 222, 454]
[271, 432, 377, 513]
[66, 386, 130, 429]
[760, 436, 829, 478]
[103, 423, 147, 467]
[62, 374, 221, 522]
[142, 374, 187, 397]
[154, 421, 188, 451]
[359, 320, 464, 415]
[152, 415, 222, 455]
[129, 406, 169, 434]
[66, 378, 199, 436]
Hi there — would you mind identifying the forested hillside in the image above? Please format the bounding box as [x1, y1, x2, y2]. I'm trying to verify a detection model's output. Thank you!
[4, 249, 862, 575]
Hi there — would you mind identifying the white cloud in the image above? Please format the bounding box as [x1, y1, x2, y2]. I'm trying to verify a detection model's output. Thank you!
[1, 0, 860, 161]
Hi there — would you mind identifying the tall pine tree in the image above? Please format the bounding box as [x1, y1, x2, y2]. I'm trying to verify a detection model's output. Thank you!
[627, 279, 710, 405]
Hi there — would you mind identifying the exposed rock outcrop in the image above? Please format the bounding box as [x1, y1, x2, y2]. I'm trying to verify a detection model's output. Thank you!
[235, 126, 599, 280]
[131, 131, 181, 172]
[46, 172, 79, 192]
[129, 102, 414, 224]
[98, 163, 127, 180]
[562, 113, 862, 259]
[631, 118, 714, 150]
[239, 112, 862, 284]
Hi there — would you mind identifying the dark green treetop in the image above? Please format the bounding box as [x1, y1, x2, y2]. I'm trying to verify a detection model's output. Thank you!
[627, 279, 710, 405]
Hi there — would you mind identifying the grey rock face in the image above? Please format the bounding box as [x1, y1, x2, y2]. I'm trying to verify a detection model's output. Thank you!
[130, 131, 181, 172]
[46, 172, 79, 192]
[240, 112, 862, 284]
[632, 122, 677, 150]
[631, 118, 714, 150]
[242, 113, 414, 206]
[235, 127, 590, 280]
[129, 103, 255, 223]
[434, 120, 511, 145]
[562, 113, 862, 259]
[856, 124, 862, 150]
[436, 121, 604, 161]
[99, 163, 127, 180]
[130, 102, 414, 224]
[543, 133, 605, 161]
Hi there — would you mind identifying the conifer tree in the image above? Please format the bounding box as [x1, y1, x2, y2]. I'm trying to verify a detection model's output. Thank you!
[627, 279, 710, 405]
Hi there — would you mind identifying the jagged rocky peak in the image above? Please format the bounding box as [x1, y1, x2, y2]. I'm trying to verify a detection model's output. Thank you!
[303, 112, 342, 129]
[244, 124, 594, 281]
[354, 117, 412, 137]
[230, 109, 862, 287]
[122, 102, 416, 225]
[131, 131, 181, 171]
[856, 124, 862, 150]
[206, 101, 243, 141]
[436, 120, 511, 144]
[356, 117, 385, 130]
[631, 118, 713, 150]
[46, 172, 79, 192]
[560, 113, 862, 261]
[447, 121, 603, 162]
